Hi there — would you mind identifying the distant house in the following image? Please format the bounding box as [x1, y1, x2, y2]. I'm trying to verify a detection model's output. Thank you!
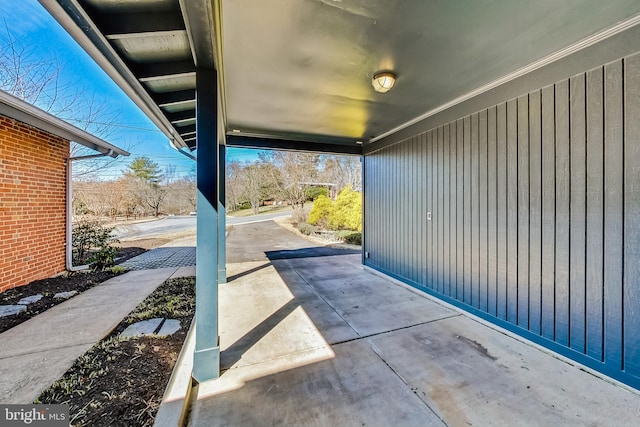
[0, 90, 128, 292]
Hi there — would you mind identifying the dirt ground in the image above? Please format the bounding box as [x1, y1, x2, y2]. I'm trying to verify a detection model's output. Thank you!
[36, 277, 195, 427]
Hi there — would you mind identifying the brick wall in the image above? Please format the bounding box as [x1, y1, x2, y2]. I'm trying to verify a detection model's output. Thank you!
[0, 115, 69, 292]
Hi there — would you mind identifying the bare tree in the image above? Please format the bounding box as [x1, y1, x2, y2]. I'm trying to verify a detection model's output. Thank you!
[320, 155, 362, 192]
[0, 23, 130, 178]
[225, 161, 244, 211]
[163, 175, 196, 214]
[139, 181, 167, 217]
[260, 151, 320, 215]
[242, 163, 270, 215]
[164, 164, 177, 185]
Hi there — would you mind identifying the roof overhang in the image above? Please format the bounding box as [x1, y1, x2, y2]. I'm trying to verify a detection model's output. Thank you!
[0, 90, 129, 158]
[38, 0, 640, 155]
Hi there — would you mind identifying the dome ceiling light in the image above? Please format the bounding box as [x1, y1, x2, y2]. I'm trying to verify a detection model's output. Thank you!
[372, 72, 396, 93]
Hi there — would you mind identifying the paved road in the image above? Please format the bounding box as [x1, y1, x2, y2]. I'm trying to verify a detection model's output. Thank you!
[113, 216, 196, 239]
[113, 212, 290, 240]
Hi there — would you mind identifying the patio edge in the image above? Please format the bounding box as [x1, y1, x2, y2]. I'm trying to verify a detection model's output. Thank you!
[154, 320, 196, 427]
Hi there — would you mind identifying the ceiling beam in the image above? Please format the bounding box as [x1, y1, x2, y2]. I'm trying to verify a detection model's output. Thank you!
[139, 72, 196, 83]
[176, 124, 196, 134]
[133, 60, 195, 80]
[37, 0, 190, 150]
[167, 110, 196, 122]
[153, 89, 196, 106]
[227, 135, 362, 155]
[99, 11, 185, 36]
[105, 29, 186, 41]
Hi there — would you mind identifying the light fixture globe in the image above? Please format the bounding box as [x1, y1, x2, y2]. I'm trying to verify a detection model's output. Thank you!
[372, 72, 396, 93]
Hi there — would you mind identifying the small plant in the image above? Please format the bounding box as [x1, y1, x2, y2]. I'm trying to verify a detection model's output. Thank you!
[291, 206, 307, 225]
[125, 277, 195, 323]
[89, 245, 118, 271]
[297, 222, 317, 236]
[336, 230, 362, 246]
[72, 218, 120, 270]
[306, 185, 328, 201]
[109, 266, 128, 274]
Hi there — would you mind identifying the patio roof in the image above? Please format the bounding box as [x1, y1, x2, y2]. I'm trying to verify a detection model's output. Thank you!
[38, 0, 640, 154]
[0, 89, 128, 158]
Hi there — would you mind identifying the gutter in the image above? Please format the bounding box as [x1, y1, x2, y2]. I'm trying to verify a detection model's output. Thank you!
[0, 90, 128, 157]
[66, 150, 118, 271]
[170, 139, 197, 161]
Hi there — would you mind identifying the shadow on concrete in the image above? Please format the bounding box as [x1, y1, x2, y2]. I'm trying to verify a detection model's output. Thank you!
[189, 251, 640, 427]
[265, 246, 360, 260]
[220, 299, 300, 370]
[226, 262, 272, 283]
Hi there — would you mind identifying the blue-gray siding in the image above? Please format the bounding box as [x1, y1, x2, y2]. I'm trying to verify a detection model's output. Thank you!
[364, 53, 640, 389]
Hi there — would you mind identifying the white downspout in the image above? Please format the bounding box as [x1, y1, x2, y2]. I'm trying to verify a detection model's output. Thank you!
[66, 149, 115, 271]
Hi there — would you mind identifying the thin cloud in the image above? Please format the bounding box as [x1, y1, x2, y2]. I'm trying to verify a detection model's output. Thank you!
[0, 1, 51, 36]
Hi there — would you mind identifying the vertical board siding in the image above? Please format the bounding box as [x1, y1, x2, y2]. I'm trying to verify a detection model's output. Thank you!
[624, 53, 640, 377]
[570, 74, 587, 354]
[430, 130, 436, 289]
[603, 61, 623, 369]
[472, 114, 480, 308]
[442, 126, 448, 295]
[487, 107, 498, 316]
[479, 110, 489, 312]
[506, 99, 519, 324]
[517, 95, 530, 328]
[555, 80, 571, 347]
[496, 103, 508, 320]
[450, 122, 458, 298]
[586, 68, 604, 361]
[464, 117, 472, 304]
[363, 53, 640, 390]
[541, 85, 556, 341]
[529, 89, 543, 335]
[456, 119, 465, 301]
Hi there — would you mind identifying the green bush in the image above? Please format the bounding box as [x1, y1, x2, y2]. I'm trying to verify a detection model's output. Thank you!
[335, 230, 362, 245]
[306, 186, 328, 201]
[297, 222, 317, 236]
[72, 218, 119, 271]
[328, 186, 362, 232]
[308, 194, 333, 227]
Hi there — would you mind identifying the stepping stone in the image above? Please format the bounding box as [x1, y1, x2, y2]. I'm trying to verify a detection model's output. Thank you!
[157, 319, 181, 336]
[120, 318, 163, 338]
[0, 305, 26, 317]
[17, 294, 43, 305]
[54, 291, 78, 299]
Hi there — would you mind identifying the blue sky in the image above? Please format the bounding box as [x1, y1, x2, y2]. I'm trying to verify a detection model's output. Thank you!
[0, 0, 262, 179]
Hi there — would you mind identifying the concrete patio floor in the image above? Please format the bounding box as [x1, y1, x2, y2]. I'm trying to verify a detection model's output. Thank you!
[185, 253, 640, 427]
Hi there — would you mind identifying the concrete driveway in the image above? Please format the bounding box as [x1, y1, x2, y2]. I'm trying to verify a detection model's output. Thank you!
[179, 222, 640, 427]
[226, 220, 359, 263]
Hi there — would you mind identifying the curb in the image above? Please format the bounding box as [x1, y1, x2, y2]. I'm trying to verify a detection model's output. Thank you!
[154, 320, 196, 427]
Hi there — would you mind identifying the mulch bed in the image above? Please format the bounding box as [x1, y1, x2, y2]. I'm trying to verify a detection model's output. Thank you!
[36, 277, 196, 427]
[0, 246, 147, 334]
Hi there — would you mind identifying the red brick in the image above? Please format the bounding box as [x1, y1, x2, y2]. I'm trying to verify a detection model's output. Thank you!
[0, 115, 68, 290]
